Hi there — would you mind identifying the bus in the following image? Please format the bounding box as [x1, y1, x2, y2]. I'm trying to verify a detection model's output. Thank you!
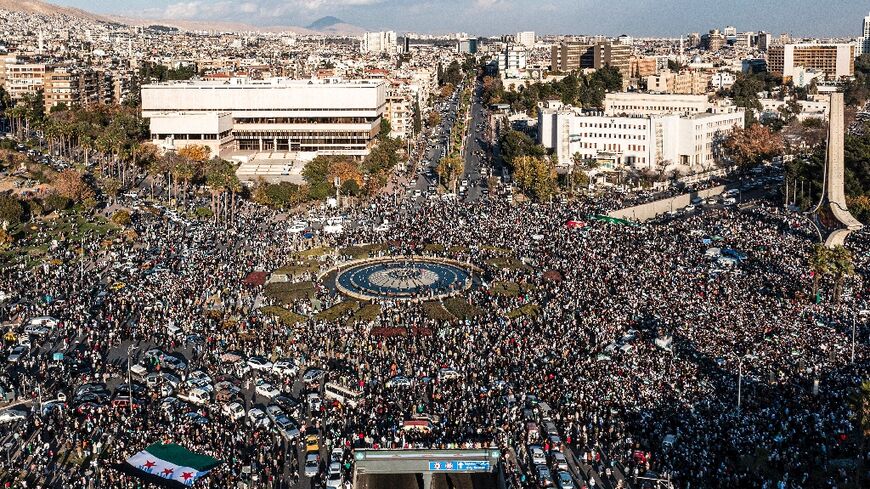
[324, 382, 363, 408]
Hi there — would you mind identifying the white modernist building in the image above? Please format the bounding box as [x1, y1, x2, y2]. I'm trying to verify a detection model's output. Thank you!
[142, 78, 386, 160]
[362, 31, 398, 54]
[603, 92, 712, 117]
[538, 101, 744, 171]
[515, 31, 535, 49]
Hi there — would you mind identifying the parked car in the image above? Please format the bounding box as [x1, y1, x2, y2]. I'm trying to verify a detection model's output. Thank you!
[304, 453, 320, 477]
[255, 380, 281, 399]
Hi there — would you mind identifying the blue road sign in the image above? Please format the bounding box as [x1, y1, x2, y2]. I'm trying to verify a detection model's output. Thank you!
[428, 461, 491, 472]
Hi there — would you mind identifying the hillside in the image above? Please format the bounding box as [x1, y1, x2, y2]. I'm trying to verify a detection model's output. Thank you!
[0, 0, 109, 22]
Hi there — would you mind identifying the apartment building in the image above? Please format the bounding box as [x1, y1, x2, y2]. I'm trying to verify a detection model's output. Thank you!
[385, 85, 413, 140]
[362, 31, 397, 54]
[515, 31, 535, 49]
[646, 71, 710, 95]
[629, 57, 657, 78]
[594, 42, 632, 83]
[550, 42, 594, 72]
[538, 101, 744, 170]
[142, 78, 386, 159]
[767, 43, 855, 80]
[1, 59, 47, 101]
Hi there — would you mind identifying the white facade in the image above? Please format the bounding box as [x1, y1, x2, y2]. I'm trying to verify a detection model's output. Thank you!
[498, 47, 527, 76]
[538, 102, 744, 170]
[604, 92, 711, 117]
[515, 31, 535, 49]
[710, 72, 737, 90]
[142, 78, 386, 158]
[149, 112, 234, 156]
[362, 31, 397, 54]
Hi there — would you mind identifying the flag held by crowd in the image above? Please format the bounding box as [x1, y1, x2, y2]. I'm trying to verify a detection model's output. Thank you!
[123, 443, 221, 487]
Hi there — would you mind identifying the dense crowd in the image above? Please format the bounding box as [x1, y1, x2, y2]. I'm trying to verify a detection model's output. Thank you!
[0, 177, 867, 489]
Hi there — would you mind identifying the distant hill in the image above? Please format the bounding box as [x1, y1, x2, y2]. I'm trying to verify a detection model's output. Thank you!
[0, 0, 366, 36]
[307, 16, 344, 30]
[0, 0, 108, 22]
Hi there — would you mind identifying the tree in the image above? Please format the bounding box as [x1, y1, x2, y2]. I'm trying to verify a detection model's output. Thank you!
[513, 155, 557, 201]
[329, 160, 364, 188]
[436, 155, 464, 190]
[111, 209, 132, 227]
[808, 244, 830, 301]
[412, 101, 422, 134]
[828, 245, 855, 302]
[0, 193, 23, 226]
[53, 169, 95, 202]
[428, 111, 442, 127]
[0, 228, 13, 249]
[723, 124, 784, 168]
[177, 144, 211, 163]
[101, 177, 122, 204]
[379, 119, 392, 140]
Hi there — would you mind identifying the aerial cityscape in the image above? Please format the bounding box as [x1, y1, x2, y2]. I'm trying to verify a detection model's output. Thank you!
[0, 1, 868, 488]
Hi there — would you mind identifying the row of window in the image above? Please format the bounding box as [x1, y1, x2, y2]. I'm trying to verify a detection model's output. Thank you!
[234, 116, 378, 124]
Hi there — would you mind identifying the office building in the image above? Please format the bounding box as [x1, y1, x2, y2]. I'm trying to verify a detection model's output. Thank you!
[757, 31, 772, 51]
[550, 42, 594, 72]
[515, 31, 535, 49]
[594, 42, 631, 77]
[362, 31, 397, 54]
[141, 78, 386, 159]
[702, 30, 726, 51]
[604, 92, 711, 116]
[863, 12, 870, 55]
[538, 101, 744, 170]
[767, 43, 855, 80]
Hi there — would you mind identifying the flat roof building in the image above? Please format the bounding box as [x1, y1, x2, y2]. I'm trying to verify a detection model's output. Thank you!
[141, 78, 386, 160]
[767, 43, 855, 80]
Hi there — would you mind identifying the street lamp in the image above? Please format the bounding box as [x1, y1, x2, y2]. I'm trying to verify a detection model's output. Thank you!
[127, 345, 139, 415]
[854, 310, 869, 364]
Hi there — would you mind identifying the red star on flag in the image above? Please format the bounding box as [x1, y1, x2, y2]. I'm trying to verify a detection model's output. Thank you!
[162, 468, 174, 477]
[181, 472, 194, 481]
[143, 460, 156, 470]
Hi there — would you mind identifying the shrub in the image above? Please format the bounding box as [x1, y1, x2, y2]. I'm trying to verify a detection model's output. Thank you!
[111, 210, 132, 227]
[194, 206, 214, 218]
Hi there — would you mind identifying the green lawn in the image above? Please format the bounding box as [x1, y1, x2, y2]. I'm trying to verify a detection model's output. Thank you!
[315, 300, 359, 321]
[486, 256, 532, 272]
[350, 303, 381, 323]
[274, 259, 321, 277]
[296, 246, 333, 258]
[443, 297, 482, 320]
[506, 303, 540, 319]
[263, 281, 317, 304]
[259, 306, 307, 326]
[339, 243, 388, 259]
[422, 301, 455, 321]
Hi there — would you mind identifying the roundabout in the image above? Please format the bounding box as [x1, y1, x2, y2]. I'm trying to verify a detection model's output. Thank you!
[333, 257, 475, 301]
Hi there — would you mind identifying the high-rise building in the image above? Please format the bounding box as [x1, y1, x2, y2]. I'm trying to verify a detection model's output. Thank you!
[723, 26, 737, 37]
[362, 31, 397, 54]
[515, 31, 535, 49]
[550, 42, 595, 72]
[767, 43, 855, 80]
[863, 12, 870, 56]
[594, 41, 631, 83]
[701, 30, 726, 51]
[757, 32, 772, 51]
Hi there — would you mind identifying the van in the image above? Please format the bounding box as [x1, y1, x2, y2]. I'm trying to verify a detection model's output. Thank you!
[130, 363, 148, 378]
[526, 422, 540, 443]
[179, 388, 211, 406]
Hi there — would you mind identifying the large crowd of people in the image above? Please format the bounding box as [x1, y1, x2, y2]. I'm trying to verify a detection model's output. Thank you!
[0, 167, 867, 489]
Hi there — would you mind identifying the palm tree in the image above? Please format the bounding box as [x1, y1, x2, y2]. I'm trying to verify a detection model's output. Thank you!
[829, 245, 855, 302]
[809, 245, 832, 302]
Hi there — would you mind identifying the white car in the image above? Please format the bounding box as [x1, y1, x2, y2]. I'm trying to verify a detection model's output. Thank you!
[385, 375, 412, 388]
[326, 461, 344, 488]
[373, 222, 390, 232]
[437, 368, 461, 382]
[0, 409, 27, 424]
[247, 408, 271, 428]
[302, 369, 325, 384]
[288, 221, 308, 233]
[247, 356, 274, 372]
[272, 359, 298, 377]
[304, 453, 320, 477]
[222, 401, 246, 422]
[723, 197, 737, 206]
[255, 380, 281, 399]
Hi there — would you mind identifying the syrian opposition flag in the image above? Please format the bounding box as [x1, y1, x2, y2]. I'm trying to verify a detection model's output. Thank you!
[121, 443, 221, 487]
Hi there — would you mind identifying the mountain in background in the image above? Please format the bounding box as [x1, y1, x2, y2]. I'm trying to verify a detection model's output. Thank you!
[307, 16, 344, 30]
[0, 0, 366, 35]
[0, 0, 108, 22]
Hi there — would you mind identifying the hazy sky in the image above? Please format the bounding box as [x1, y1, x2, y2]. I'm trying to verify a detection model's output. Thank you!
[47, 0, 870, 36]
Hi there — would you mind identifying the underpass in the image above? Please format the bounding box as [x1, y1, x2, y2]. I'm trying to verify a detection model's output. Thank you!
[353, 449, 502, 489]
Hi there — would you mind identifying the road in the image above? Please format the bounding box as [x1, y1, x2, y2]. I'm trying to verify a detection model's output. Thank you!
[459, 80, 490, 203]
